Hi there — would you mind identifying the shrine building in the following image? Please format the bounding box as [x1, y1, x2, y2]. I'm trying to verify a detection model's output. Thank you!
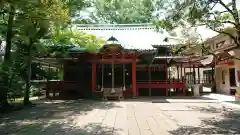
[35, 24, 215, 100]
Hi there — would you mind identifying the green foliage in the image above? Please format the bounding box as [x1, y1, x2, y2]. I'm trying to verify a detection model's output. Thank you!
[154, 0, 240, 46]
[30, 85, 44, 97]
[45, 28, 106, 52]
[71, 30, 106, 52]
[0, 0, 71, 106]
[62, 0, 92, 18]
[93, 0, 155, 23]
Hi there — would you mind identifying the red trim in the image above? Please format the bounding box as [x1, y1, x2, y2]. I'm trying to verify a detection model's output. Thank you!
[132, 60, 137, 97]
[136, 80, 186, 89]
[89, 58, 138, 64]
[217, 59, 234, 65]
[92, 63, 96, 92]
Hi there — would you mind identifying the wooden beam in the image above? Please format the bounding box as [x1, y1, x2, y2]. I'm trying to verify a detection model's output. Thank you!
[89, 59, 139, 64]
[177, 66, 179, 80]
[180, 64, 183, 81]
[193, 64, 196, 84]
[198, 67, 200, 84]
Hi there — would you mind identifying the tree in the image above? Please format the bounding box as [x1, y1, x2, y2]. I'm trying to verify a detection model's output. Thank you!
[0, 1, 16, 108]
[154, 0, 240, 47]
[15, 0, 69, 105]
[45, 28, 106, 52]
[93, 0, 155, 23]
[59, 0, 94, 27]
[0, 0, 69, 107]
[170, 27, 201, 54]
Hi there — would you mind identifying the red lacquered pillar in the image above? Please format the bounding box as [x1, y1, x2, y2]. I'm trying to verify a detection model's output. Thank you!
[92, 63, 96, 92]
[132, 60, 137, 97]
[165, 64, 168, 96]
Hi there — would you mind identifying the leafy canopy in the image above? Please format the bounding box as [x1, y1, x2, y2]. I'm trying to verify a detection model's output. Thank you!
[93, 0, 155, 23]
[45, 28, 106, 52]
[154, 0, 240, 46]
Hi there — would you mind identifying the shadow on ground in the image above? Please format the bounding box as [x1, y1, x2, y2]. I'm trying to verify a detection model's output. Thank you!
[0, 99, 122, 135]
[169, 104, 240, 134]
[124, 96, 216, 103]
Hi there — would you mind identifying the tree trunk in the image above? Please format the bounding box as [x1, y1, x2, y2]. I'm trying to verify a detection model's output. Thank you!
[0, 5, 15, 108]
[23, 42, 32, 105]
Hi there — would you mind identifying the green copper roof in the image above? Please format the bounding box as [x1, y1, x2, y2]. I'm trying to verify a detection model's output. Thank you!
[68, 46, 87, 53]
[45, 44, 88, 53]
[75, 24, 183, 50]
[45, 44, 75, 50]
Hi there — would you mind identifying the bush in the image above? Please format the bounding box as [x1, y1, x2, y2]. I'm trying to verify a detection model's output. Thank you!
[30, 85, 44, 97]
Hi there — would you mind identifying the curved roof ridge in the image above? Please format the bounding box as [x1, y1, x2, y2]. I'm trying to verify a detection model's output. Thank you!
[76, 23, 153, 27]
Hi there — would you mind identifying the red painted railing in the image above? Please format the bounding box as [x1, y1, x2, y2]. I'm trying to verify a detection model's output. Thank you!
[136, 80, 186, 89]
[44, 80, 187, 98]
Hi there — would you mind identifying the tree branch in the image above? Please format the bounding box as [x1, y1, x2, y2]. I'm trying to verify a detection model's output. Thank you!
[220, 21, 237, 26]
[217, 0, 234, 16]
[219, 11, 230, 14]
[208, 27, 239, 47]
[200, 43, 219, 59]
[206, 12, 236, 26]
[231, 0, 239, 24]
[209, 1, 218, 10]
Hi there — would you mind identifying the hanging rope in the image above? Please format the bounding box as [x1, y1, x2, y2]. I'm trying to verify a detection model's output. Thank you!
[101, 64, 104, 92]
[123, 64, 126, 91]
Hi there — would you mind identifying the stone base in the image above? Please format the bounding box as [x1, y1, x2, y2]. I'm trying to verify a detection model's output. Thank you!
[132, 96, 138, 99]
[103, 88, 123, 100]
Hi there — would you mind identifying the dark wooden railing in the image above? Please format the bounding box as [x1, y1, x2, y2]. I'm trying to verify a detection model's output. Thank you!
[46, 81, 78, 90]
[45, 81, 79, 98]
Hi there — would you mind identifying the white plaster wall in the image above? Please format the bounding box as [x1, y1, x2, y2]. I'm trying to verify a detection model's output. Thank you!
[206, 49, 240, 95]
[215, 65, 231, 94]
[233, 49, 240, 87]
